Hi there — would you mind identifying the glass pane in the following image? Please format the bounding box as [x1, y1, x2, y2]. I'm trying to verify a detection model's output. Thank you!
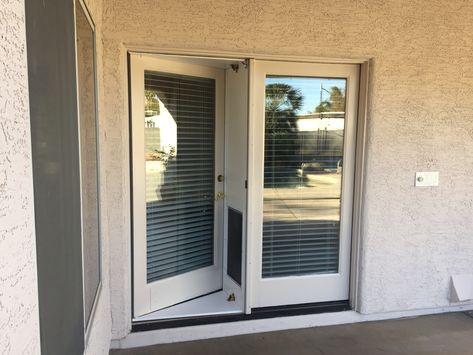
[262, 76, 347, 278]
[75, 2, 100, 325]
[144, 71, 215, 283]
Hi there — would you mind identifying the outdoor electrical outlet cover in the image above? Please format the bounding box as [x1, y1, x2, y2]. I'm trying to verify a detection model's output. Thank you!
[415, 172, 439, 187]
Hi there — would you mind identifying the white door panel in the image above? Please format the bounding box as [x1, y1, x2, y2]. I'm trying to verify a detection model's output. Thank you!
[131, 54, 225, 316]
[249, 60, 359, 308]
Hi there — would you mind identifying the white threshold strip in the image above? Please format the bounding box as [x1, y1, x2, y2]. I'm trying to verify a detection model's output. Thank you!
[112, 303, 473, 349]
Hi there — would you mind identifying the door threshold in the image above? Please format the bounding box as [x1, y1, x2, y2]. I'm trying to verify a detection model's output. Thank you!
[132, 300, 350, 332]
[133, 291, 243, 322]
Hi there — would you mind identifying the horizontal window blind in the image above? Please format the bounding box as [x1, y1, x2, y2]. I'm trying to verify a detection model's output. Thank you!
[262, 77, 345, 278]
[144, 71, 215, 283]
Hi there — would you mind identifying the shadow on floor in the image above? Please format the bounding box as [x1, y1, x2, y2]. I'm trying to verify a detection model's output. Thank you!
[111, 312, 473, 355]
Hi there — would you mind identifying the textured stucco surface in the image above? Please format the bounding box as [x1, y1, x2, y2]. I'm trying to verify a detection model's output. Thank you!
[0, 0, 40, 354]
[100, 0, 473, 339]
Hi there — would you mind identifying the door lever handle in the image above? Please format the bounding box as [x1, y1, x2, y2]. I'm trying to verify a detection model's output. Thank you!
[215, 192, 225, 201]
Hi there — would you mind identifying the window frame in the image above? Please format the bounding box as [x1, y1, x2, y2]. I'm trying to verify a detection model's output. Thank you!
[73, 0, 103, 340]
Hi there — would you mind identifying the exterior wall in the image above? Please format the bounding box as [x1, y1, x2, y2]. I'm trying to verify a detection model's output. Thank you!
[0, 0, 40, 353]
[81, 0, 113, 353]
[101, 0, 473, 338]
[102, 20, 133, 341]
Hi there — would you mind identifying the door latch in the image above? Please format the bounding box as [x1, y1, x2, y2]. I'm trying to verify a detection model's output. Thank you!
[215, 192, 225, 201]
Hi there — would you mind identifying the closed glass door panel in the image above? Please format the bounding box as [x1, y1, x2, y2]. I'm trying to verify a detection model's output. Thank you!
[263, 76, 347, 278]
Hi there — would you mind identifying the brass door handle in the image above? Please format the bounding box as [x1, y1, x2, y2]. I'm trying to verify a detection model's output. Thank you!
[215, 192, 225, 201]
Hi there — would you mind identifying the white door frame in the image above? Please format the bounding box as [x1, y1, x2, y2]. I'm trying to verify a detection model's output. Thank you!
[248, 60, 360, 308]
[130, 54, 225, 317]
[126, 48, 370, 320]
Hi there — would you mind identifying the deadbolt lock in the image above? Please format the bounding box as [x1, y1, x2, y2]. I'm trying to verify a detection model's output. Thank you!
[217, 174, 224, 182]
[215, 192, 225, 201]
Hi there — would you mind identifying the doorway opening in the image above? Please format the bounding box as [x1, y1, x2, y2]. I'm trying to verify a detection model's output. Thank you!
[130, 54, 249, 320]
[130, 53, 360, 323]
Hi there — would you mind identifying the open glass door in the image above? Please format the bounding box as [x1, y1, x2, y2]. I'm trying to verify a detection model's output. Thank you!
[250, 60, 359, 308]
[131, 54, 225, 317]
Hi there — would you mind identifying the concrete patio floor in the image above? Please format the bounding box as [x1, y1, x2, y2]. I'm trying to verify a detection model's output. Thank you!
[111, 312, 473, 355]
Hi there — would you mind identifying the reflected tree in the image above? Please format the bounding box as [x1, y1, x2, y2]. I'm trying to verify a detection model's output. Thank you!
[265, 83, 303, 130]
[145, 89, 160, 116]
[265, 83, 304, 188]
[315, 86, 345, 113]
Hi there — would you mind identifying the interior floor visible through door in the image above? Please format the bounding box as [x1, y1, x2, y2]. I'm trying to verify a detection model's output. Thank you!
[134, 291, 241, 321]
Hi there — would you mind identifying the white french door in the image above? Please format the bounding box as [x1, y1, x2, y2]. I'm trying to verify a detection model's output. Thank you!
[249, 60, 359, 308]
[131, 54, 225, 317]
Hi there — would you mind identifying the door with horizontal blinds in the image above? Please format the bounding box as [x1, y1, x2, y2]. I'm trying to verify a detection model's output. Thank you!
[250, 60, 359, 308]
[131, 54, 224, 316]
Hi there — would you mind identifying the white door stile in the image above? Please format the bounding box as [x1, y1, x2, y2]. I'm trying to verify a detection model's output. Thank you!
[222, 64, 249, 310]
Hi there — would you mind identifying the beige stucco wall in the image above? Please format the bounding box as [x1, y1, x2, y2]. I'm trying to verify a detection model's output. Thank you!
[100, 0, 473, 338]
[0, 0, 40, 353]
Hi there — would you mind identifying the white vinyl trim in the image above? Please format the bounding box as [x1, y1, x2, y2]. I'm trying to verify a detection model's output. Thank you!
[126, 46, 369, 65]
[349, 61, 370, 311]
[245, 58, 256, 314]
